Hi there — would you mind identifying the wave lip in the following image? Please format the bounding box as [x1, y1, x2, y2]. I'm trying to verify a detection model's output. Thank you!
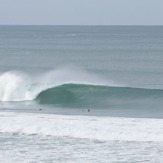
[0, 112, 163, 142]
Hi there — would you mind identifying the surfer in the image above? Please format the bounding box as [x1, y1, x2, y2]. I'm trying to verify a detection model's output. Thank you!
[88, 109, 90, 112]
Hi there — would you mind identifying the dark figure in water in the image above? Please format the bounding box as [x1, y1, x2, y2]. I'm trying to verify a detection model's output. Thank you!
[88, 109, 90, 112]
[39, 108, 42, 111]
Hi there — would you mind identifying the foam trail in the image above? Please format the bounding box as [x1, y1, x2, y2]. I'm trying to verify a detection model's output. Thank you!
[0, 112, 163, 142]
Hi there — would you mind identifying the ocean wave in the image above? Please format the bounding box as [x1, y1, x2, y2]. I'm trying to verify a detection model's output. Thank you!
[0, 71, 163, 109]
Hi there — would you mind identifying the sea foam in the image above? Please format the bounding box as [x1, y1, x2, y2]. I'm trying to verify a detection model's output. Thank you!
[0, 112, 163, 142]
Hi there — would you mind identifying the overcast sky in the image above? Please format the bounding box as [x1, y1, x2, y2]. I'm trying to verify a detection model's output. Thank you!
[0, 0, 163, 25]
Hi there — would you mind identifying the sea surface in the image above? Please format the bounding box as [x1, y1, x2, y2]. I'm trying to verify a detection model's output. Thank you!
[0, 25, 163, 162]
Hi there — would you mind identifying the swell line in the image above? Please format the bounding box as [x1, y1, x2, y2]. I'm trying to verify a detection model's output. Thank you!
[35, 83, 163, 107]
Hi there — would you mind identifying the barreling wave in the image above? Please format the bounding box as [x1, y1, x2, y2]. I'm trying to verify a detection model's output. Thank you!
[36, 83, 163, 108]
[1, 71, 163, 109]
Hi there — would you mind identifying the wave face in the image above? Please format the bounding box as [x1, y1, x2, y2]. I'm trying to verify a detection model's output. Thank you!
[36, 83, 163, 109]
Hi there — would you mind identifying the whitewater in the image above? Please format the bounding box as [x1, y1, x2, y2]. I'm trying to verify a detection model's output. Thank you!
[0, 25, 163, 162]
[1, 112, 163, 142]
[0, 112, 163, 162]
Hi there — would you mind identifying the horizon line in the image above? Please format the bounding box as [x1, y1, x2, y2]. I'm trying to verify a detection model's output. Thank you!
[0, 24, 163, 26]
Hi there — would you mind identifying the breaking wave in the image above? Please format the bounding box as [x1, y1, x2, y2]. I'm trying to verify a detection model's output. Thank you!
[0, 70, 163, 109]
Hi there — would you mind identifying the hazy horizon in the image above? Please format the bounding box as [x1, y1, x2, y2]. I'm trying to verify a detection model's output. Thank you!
[0, 0, 163, 25]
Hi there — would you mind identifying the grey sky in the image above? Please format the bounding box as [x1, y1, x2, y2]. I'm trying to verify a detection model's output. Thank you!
[0, 0, 163, 25]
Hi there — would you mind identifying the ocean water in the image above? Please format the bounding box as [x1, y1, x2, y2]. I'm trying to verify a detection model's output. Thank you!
[0, 25, 163, 162]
